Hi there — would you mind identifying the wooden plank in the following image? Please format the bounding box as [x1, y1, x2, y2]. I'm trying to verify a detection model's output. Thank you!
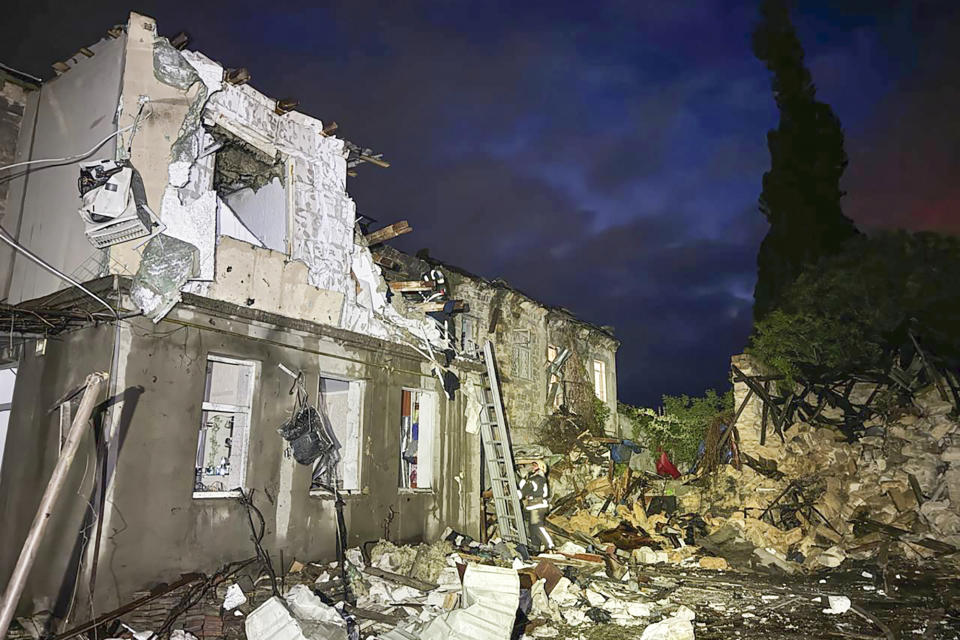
[363, 566, 438, 591]
[365, 220, 411, 245]
[760, 381, 769, 445]
[415, 300, 465, 313]
[388, 280, 434, 293]
[343, 604, 403, 624]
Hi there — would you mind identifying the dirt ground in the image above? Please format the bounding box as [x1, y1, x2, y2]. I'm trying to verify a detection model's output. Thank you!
[523, 558, 960, 639]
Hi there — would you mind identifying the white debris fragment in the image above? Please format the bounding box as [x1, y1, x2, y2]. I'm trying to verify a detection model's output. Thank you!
[223, 583, 247, 611]
[674, 605, 696, 621]
[585, 589, 606, 607]
[557, 541, 587, 555]
[639, 615, 695, 640]
[861, 571, 873, 579]
[284, 585, 346, 627]
[627, 602, 653, 618]
[822, 596, 851, 615]
[169, 631, 198, 640]
[531, 626, 559, 638]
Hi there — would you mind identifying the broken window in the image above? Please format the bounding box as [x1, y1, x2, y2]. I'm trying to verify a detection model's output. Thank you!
[0, 363, 16, 476]
[310, 376, 364, 493]
[460, 315, 480, 358]
[399, 389, 436, 490]
[593, 359, 607, 402]
[211, 126, 288, 253]
[194, 355, 256, 497]
[511, 330, 532, 380]
[547, 345, 564, 408]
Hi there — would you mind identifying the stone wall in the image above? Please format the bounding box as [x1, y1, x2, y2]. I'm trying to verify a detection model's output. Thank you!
[373, 247, 621, 446]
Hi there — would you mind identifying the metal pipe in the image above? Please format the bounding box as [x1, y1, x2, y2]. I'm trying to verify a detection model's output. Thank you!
[0, 372, 108, 639]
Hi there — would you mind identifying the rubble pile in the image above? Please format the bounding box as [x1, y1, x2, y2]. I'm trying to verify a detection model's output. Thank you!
[546, 388, 960, 578]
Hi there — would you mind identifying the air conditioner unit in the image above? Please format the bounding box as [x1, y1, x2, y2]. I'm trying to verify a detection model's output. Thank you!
[78, 160, 155, 248]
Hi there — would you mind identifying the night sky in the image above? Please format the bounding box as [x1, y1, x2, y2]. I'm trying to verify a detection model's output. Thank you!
[3, 1, 959, 407]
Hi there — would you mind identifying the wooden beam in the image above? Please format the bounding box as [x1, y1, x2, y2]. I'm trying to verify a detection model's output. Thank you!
[358, 153, 391, 168]
[362, 566, 438, 591]
[365, 221, 411, 245]
[415, 300, 464, 313]
[388, 280, 434, 293]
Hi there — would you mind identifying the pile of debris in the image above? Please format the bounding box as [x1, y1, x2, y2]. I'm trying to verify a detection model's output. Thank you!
[541, 387, 960, 578]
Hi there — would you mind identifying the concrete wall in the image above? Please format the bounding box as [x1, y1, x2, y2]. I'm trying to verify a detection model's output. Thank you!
[0, 74, 30, 225]
[0, 36, 125, 303]
[0, 301, 482, 615]
[0, 326, 117, 618]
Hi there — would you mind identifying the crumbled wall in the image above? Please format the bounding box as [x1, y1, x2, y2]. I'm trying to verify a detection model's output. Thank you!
[374, 248, 620, 446]
[0, 75, 28, 225]
[113, 14, 443, 355]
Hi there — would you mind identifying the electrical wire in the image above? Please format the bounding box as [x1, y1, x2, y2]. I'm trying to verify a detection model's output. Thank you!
[0, 225, 118, 319]
[0, 62, 42, 84]
[0, 110, 151, 173]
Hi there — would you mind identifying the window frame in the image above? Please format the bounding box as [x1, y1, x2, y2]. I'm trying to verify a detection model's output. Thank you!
[0, 361, 18, 477]
[547, 344, 564, 409]
[192, 354, 258, 499]
[593, 358, 607, 402]
[308, 374, 365, 497]
[398, 387, 438, 493]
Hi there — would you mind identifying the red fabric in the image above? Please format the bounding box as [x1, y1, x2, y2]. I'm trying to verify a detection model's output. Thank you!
[656, 450, 681, 478]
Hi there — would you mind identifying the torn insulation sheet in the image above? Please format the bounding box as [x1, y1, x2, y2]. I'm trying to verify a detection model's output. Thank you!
[130, 233, 200, 321]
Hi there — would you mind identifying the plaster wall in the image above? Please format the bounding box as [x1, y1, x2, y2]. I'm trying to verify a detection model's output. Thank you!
[0, 304, 481, 615]
[0, 36, 125, 303]
[0, 326, 117, 619]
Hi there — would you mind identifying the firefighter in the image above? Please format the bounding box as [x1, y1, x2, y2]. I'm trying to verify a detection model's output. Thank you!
[518, 461, 554, 551]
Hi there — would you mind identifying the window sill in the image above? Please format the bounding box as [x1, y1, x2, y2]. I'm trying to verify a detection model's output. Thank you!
[193, 490, 242, 499]
[398, 488, 434, 495]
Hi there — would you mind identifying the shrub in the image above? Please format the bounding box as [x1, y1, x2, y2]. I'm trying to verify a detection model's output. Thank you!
[620, 389, 733, 465]
[748, 231, 960, 383]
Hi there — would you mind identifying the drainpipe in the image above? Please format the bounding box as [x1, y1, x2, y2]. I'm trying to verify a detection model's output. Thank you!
[0, 372, 108, 638]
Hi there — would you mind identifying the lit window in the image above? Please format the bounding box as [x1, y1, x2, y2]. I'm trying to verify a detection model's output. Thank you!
[0, 363, 17, 476]
[311, 376, 363, 493]
[593, 359, 607, 402]
[194, 356, 257, 497]
[399, 389, 436, 490]
[547, 345, 563, 408]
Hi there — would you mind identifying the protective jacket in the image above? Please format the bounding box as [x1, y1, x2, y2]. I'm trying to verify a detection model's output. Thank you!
[518, 471, 549, 511]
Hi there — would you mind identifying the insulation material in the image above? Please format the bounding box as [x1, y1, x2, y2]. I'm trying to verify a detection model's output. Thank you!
[160, 188, 217, 281]
[416, 564, 519, 640]
[130, 233, 199, 321]
[204, 84, 354, 297]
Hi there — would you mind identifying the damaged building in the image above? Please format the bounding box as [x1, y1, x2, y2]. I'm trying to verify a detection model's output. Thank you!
[0, 11, 619, 624]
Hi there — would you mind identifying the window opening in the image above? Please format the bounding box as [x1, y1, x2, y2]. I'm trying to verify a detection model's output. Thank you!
[399, 389, 436, 490]
[593, 359, 607, 402]
[311, 376, 363, 493]
[194, 356, 256, 496]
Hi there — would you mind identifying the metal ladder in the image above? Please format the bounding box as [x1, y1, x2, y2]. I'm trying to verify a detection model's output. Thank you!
[480, 340, 529, 546]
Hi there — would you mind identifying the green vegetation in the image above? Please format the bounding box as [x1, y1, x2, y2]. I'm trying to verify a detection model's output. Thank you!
[749, 231, 960, 385]
[620, 389, 733, 465]
[751, 0, 859, 320]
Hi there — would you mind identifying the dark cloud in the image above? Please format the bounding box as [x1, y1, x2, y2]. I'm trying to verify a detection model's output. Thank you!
[3, 0, 959, 407]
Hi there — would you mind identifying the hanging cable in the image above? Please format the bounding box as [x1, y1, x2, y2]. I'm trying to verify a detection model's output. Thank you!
[0, 226, 118, 319]
[0, 108, 151, 173]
